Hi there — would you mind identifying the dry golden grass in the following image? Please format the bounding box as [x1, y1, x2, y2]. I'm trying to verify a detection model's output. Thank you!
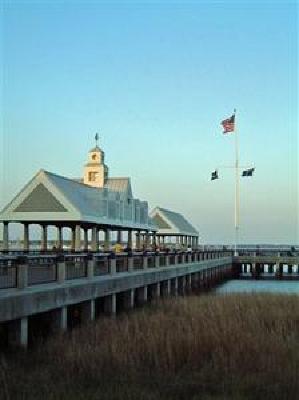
[1, 294, 299, 400]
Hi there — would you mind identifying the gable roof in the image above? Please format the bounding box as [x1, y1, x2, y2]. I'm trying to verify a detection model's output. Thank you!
[151, 213, 171, 229]
[150, 207, 198, 236]
[72, 176, 132, 198]
[105, 177, 132, 198]
[0, 170, 81, 222]
[0, 170, 152, 230]
[45, 170, 105, 217]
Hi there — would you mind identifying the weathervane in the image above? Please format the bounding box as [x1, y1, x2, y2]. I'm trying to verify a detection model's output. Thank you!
[95, 132, 99, 147]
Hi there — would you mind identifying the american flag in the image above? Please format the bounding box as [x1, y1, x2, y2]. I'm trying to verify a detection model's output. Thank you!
[221, 114, 235, 134]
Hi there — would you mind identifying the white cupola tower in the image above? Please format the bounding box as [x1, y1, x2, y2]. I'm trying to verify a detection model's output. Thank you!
[83, 137, 109, 188]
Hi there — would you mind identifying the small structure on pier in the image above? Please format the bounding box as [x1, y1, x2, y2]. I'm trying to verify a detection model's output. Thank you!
[150, 207, 199, 249]
[0, 142, 156, 252]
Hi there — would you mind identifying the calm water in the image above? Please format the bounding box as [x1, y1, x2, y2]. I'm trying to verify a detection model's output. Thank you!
[216, 280, 299, 294]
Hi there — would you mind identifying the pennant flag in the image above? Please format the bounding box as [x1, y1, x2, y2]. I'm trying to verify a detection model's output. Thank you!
[211, 170, 219, 180]
[221, 114, 235, 134]
[242, 168, 255, 177]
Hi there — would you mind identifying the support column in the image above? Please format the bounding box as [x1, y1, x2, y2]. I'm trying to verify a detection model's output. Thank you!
[171, 277, 178, 296]
[57, 257, 66, 283]
[156, 235, 160, 248]
[51, 307, 68, 332]
[91, 226, 98, 252]
[180, 236, 184, 249]
[117, 230, 122, 244]
[71, 226, 76, 252]
[192, 237, 195, 249]
[127, 229, 133, 249]
[152, 233, 156, 250]
[178, 276, 186, 295]
[151, 282, 160, 299]
[185, 236, 188, 248]
[104, 294, 116, 315]
[81, 300, 95, 322]
[275, 261, 282, 278]
[75, 224, 81, 252]
[161, 280, 171, 297]
[123, 289, 135, 310]
[8, 317, 28, 348]
[83, 228, 88, 252]
[167, 279, 171, 295]
[187, 274, 192, 292]
[3, 222, 9, 252]
[128, 254, 134, 272]
[23, 223, 29, 252]
[141, 234, 144, 249]
[139, 232, 144, 249]
[56, 226, 63, 250]
[87, 257, 95, 278]
[251, 262, 256, 278]
[41, 224, 48, 252]
[144, 231, 149, 250]
[136, 286, 147, 305]
[110, 255, 116, 274]
[136, 232, 141, 250]
[155, 252, 160, 268]
[104, 229, 110, 251]
[17, 258, 28, 289]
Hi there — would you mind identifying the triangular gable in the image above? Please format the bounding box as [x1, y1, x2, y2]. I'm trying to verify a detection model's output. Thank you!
[0, 170, 81, 221]
[152, 214, 171, 229]
[150, 208, 177, 231]
[159, 208, 198, 234]
[150, 207, 198, 235]
[14, 183, 67, 212]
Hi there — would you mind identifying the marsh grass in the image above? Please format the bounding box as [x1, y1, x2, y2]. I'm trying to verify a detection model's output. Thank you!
[1, 294, 299, 400]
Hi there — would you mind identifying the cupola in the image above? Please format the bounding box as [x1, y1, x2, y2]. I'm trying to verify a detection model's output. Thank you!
[83, 136, 109, 188]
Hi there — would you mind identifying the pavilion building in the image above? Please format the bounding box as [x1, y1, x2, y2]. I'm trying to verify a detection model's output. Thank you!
[0, 143, 157, 252]
[150, 207, 199, 250]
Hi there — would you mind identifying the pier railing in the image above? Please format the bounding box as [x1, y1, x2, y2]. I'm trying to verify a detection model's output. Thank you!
[0, 250, 232, 290]
[0, 257, 17, 289]
[27, 256, 57, 285]
[234, 253, 299, 280]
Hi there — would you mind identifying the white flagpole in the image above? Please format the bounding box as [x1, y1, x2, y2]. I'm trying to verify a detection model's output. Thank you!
[234, 109, 240, 256]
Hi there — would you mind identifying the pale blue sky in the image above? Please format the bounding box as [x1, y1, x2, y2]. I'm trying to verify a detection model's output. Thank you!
[1, 0, 298, 244]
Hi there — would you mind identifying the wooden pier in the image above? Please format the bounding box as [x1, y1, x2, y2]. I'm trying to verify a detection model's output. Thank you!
[0, 250, 233, 348]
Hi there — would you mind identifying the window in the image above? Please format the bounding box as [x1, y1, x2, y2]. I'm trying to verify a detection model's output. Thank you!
[89, 171, 97, 181]
[92, 154, 97, 161]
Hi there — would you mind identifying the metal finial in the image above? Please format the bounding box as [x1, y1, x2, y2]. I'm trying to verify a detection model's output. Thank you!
[95, 132, 99, 147]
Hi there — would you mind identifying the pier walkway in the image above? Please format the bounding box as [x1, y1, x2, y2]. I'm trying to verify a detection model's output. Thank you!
[1, 248, 298, 349]
[235, 250, 299, 280]
[0, 250, 232, 348]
